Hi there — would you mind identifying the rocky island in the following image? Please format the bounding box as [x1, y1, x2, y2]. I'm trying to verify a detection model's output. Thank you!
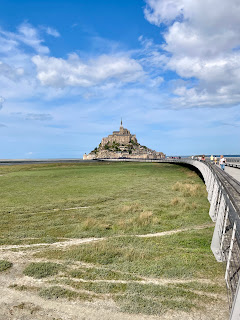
[83, 121, 165, 160]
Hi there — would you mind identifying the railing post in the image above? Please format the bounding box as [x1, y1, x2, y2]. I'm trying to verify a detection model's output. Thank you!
[225, 222, 236, 284]
[206, 171, 213, 193]
[209, 183, 220, 222]
[207, 173, 215, 202]
[230, 279, 240, 320]
[211, 194, 227, 262]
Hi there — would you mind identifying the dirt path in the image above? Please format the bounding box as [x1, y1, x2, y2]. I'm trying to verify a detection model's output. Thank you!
[0, 237, 104, 251]
[136, 223, 214, 238]
[0, 223, 229, 320]
[0, 285, 229, 320]
[0, 223, 214, 251]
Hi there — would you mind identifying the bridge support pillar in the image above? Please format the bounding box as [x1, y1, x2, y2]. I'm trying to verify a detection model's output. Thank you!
[211, 194, 227, 262]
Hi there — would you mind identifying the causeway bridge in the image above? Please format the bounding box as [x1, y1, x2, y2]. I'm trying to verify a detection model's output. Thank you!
[165, 159, 240, 320]
[101, 157, 240, 320]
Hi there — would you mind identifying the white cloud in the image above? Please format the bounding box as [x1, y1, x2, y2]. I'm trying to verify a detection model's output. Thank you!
[17, 23, 49, 54]
[0, 22, 49, 54]
[144, 0, 240, 108]
[138, 35, 169, 69]
[144, 0, 185, 25]
[44, 27, 60, 38]
[149, 76, 164, 87]
[32, 53, 144, 88]
[0, 62, 24, 81]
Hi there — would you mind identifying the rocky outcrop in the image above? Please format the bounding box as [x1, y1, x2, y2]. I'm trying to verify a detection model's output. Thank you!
[83, 122, 165, 160]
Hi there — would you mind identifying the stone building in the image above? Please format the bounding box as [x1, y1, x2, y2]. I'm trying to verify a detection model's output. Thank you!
[83, 120, 165, 160]
[101, 120, 137, 146]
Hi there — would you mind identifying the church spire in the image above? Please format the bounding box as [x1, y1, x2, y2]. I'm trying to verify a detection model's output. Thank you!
[121, 118, 122, 126]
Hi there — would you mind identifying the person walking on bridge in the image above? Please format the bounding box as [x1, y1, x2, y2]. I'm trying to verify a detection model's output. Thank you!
[219, 155, 226, 170]
[214, 156, 217, 164]
[210, 155, 214, 163]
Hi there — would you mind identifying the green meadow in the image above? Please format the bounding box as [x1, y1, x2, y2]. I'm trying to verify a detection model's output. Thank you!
[0, 162, 227, 316]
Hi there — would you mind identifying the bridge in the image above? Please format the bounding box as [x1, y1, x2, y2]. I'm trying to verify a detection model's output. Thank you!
[101, 157, 240, 320]
[165, 159, 240, 320]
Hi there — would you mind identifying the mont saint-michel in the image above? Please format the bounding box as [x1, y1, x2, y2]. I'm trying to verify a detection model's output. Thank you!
[83, 121, 165, 160]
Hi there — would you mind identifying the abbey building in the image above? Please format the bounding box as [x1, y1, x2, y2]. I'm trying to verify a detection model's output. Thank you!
[83, 120, 165, 160]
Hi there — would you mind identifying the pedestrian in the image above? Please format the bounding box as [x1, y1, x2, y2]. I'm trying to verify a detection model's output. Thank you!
[219, 155, 226, 170]
[210, 155, 214, 163]
[201, 155, 205, 161]
[214, 156, 217, 164]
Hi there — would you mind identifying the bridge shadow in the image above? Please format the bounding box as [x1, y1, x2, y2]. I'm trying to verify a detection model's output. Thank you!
[168, 162, 204, 182]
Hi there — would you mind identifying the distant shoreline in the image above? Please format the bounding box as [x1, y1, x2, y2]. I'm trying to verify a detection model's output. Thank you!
[0, 156, 239, 166]
[0, 159, 94, 165]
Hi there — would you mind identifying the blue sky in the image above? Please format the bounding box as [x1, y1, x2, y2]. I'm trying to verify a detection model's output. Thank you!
[0, 0, 239, 158]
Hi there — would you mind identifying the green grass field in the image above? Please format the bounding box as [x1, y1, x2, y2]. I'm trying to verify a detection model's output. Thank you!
[0, 162, 210, 244]
[0, 162, 227, 316]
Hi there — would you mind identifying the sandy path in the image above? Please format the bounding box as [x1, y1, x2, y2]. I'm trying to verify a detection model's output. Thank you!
[0, 223, 214, 251]
[0, 237, 104, 251]
[0, 285, 229, 320]
[0, 223, 229, 320]
[136, 223, 214, 238]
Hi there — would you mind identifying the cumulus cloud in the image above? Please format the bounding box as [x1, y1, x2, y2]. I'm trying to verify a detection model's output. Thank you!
[144, 0, 185, 25]
[32, 53, 144, 88]
[144, 0, 240, 108]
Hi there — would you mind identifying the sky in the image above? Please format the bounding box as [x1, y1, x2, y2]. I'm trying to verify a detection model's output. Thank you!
[0, 0, 239, 158]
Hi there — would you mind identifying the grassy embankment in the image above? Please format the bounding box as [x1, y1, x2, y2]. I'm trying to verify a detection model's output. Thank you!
[0, 162, 226, 316]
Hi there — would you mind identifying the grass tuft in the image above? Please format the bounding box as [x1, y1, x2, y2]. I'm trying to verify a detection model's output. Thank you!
[117, 203, 141, 214]
[23, 262, 61, 279]
[172, 182, 201, 196]
[69, 266, 141, 281]
[0, 260, 13, 271]
[171, 197, 181, 206]
[39, 286, 91, 301]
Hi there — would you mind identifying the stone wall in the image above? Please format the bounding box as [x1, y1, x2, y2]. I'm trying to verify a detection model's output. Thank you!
[101, 135, 131, 146]
[84, 150, 164, 160]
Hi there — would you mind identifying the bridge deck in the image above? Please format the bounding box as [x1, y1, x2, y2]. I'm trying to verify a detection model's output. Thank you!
[223, 166, 240, 182]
